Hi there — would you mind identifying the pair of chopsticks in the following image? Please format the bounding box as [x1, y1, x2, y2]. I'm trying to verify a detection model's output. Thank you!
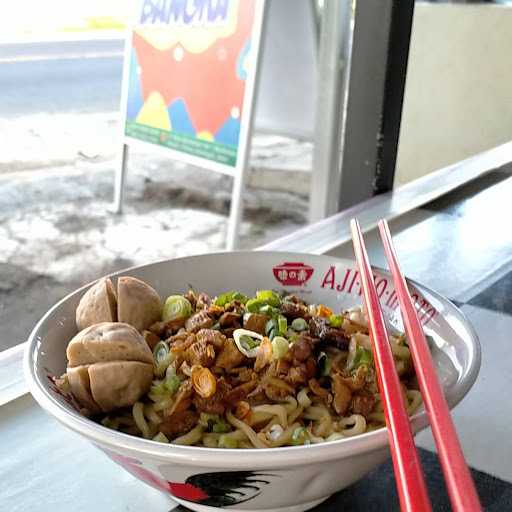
[350, 219, 481, 512]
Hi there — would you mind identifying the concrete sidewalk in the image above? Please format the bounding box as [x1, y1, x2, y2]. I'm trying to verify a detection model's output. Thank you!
[0, 133, 311, 350]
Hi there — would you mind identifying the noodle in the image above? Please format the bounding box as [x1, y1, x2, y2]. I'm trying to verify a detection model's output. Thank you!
[64, 282, 425, 449]
[144, 403, 162, 425]
[287, 406, 304, 425]
[173, 425, 204, 445]
[281, 396, 298, 413]
[252, 405, 288, 428]
[152, 397, 174, 412]
[297, 388, 312, 408]
[390, 337, 411, 359]
[303, 405, 330, 421]
[367, 412, 386, 423]
[353, 333, 372, 350]
[248, 410, 275, 427]
[313, 414, 333, 438]
[268, 422, 301, 447]
[406, 389, 422, 414]
[325, 432, 345, 442]
[308, 431, 326, 444]
[338, 415, 367, 437]
[133, 401, 151, 439]
[226, 411, 269, 448]
[202, 434, 220, 448]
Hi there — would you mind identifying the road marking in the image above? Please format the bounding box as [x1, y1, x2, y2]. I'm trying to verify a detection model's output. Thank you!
[0, 31, 125, 45]
[0, 51, 123, 64]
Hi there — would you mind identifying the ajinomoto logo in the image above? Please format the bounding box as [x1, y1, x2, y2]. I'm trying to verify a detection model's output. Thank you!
[273, 262, 314, 287]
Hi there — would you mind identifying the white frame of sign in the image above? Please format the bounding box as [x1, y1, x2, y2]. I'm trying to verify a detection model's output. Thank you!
[113, 0, 267, 250]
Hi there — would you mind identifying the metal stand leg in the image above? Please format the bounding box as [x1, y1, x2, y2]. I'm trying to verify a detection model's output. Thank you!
[226, 170, 245, 251]
[113, 143, 129, 214]
[225, 0, 268, 251]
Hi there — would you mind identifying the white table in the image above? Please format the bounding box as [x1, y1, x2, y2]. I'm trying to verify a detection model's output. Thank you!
[2, 145, 512, 510]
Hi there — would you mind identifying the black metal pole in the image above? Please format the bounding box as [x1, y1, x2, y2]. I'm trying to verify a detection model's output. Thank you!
[375, 0, 415, 193]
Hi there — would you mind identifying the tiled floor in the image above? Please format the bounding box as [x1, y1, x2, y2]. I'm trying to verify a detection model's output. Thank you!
[332, 168, 512, 488]
[416, 305, 512, 482]
[468, 269, 512, 315]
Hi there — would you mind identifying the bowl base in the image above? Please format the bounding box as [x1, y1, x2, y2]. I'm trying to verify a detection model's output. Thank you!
[171, 495, 331, 512]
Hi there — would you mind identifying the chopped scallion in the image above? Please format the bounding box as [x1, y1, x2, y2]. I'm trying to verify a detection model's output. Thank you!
[329, 314, 343, 328]
[162, 295, 192, 322]
[246, 298, 266, 313]
[153, 341, 169, 364]
[271, 336, 289, 359]
[353, 347, 373, 368]
[152, 432, 169, 443]
[277, 315, 287, 335]
[256, 290, 281, 307]
[218, 434, 238, 449]
[240, 334, 260, 350]
[214, 290, 248, 307]
[259, 304, 279, 316]
[212, 420, 230, 434]
[291, 318, 308, 331]
[291, 427, 310, 446]
[164, 375, 181, 394]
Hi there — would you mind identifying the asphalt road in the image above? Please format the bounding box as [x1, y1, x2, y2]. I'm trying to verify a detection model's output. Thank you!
[0, 38, 124, 117]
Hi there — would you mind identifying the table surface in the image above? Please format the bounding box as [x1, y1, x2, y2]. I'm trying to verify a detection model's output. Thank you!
[2, 169, 512, 511]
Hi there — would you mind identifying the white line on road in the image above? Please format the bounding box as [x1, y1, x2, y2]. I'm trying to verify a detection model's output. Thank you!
[0, 31, 126, 45]
[0, 51, 124, 64]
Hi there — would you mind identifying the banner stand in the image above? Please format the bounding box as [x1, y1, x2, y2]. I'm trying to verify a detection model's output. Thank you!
[112, 1, 267, 251]
[226, 0, 267, 250]
[113, 143, 128, 214]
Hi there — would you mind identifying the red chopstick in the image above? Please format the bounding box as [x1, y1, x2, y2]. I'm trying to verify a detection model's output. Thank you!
[350, 219, 432, 512]
[378, 219, 482, 512]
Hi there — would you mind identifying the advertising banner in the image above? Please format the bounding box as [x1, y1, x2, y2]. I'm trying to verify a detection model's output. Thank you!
[123, 0, 260, 173]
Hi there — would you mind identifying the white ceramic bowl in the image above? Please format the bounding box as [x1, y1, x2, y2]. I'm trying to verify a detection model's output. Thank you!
[25, 252, 480, 512]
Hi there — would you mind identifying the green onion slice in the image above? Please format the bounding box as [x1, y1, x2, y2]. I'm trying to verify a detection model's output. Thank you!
[214, 290, 248, 307]
[233, 328, 263, 357]
[277, 315, 287, 335]
[291, 427, 310, 445]
[329, 314, 343, 328]
[153, 341, 169, 364]
[255, 290, 281, 307]
[271, 336, 289, 359]
[291, 318, 308, 331]
[162, 295, 192, 322]
[218, 434, 238, 449]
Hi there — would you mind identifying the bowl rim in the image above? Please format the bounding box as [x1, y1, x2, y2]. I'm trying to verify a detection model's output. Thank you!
[24, 251, 481, 468]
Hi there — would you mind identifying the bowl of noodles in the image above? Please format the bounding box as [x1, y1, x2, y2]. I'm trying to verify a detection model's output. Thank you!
[25, 252, 480, 512]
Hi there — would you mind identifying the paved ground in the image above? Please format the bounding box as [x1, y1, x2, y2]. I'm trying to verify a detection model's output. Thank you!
[0, 37, 313, 351]
[0, 133, 312, 350]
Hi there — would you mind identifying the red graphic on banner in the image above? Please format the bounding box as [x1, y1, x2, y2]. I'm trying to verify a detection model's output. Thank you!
[273, 262, 314, 287]
[132, 1, 255, 136]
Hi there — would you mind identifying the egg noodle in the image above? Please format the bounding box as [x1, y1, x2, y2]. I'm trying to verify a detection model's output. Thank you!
[81, 288, 423, 449]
